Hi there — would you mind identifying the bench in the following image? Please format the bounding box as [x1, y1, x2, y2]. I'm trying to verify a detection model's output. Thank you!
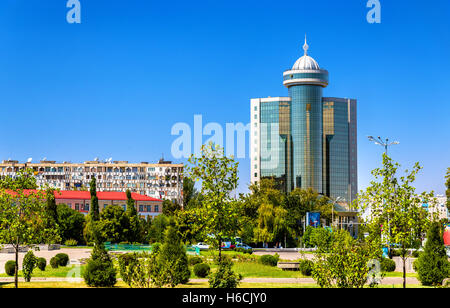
[277, 262, 300, 271]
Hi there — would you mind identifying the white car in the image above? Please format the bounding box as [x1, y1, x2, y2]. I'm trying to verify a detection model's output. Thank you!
[194, 242, 210, 250]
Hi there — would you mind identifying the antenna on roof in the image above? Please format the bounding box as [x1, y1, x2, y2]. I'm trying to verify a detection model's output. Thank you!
[94, 157, 99, 161]
[27, 158, 32, 163]
[107, 158, 112, 163]
[42, 157, 47, 161]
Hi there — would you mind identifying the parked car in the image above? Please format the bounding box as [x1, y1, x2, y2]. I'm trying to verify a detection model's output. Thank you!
[235, 243, 252, 250]
[193, 242, 210, 250]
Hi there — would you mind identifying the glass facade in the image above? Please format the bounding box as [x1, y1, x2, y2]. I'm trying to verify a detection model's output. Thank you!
[287, 77, 326, 193]
[322, 98, 357, 203]
[259, 100, 291, 191]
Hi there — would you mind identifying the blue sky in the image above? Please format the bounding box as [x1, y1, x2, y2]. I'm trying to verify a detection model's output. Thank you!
[0, 0, 449, 195]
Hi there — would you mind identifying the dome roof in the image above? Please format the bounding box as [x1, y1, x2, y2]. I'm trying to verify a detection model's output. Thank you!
[292, 36, 320, 70]
[292, 55, 320, 70]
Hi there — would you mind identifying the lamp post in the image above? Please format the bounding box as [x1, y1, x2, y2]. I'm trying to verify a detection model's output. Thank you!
[367, 136, 399, 155]
[367, 136, 399, 256]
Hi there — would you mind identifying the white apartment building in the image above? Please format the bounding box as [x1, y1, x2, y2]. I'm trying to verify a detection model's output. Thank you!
[0, 158, 183, 205]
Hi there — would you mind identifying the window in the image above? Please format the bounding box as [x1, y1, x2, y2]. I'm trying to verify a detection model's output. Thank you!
[154, 205, 159, 212]
[139, 205, 144, 212]
[75, 204, 79, 211]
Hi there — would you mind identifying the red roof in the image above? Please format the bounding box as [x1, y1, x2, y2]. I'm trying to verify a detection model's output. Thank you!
[54, 190, 162, 202]
[2, 189, 162, 202]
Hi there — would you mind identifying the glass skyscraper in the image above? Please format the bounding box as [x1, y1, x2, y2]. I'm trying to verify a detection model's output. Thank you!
[251, 38, 358, 203]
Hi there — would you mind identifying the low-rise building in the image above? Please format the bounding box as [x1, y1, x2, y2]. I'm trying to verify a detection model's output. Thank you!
[54, 190, 163, 219]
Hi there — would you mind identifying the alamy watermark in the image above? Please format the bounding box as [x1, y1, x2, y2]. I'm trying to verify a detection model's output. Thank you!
[66, 0, 81, 24]
[366, 0, 381, 24]
[170, 115, 280, 168]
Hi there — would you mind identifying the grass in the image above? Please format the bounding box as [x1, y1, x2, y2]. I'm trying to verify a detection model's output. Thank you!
[0, 281, 429, 289]
[0, 265, 86, 278]
[231, 262, 307, 278]
[383, 271, 417, 278]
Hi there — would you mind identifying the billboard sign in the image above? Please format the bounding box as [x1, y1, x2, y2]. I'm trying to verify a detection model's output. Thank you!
[306, 212, 321, 228]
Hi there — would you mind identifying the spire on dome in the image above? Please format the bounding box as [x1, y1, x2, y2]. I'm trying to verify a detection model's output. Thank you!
[303, 34, 309, 56]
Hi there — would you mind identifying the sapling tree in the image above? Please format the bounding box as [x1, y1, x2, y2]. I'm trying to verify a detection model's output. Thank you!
[186, 142, 239, 262]
[0, 169, 60, 288]
[358, 153, 433, 288]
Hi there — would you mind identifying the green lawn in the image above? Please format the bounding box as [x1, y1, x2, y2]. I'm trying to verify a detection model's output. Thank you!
[0, 281, 429, 289]
[0, 265, 86, 278]
[383, 271, 417, 278]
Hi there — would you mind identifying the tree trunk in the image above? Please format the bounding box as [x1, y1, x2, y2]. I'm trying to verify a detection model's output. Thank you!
[14, 244, 19, 288]
[402, 256, 406, 289]
[218, 236, 222, 263]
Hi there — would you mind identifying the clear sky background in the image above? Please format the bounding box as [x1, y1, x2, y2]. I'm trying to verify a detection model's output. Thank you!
[0, 0, 449, 195]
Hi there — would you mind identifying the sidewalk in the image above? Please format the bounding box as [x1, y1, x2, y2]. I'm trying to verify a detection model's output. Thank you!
[0, 277, 420, 285]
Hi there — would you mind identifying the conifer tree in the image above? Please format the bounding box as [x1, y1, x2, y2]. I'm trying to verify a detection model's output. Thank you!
[416, 221, 450, 286]
[158, 226, 190, 287]
[125, 189, 141, 243]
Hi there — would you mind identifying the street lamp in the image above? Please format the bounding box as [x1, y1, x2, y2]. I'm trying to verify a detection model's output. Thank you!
[367, 136, 399, 254]
[367, 136, 399, 155]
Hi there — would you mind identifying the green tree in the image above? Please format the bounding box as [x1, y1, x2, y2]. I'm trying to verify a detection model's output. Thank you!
[283, 188, 331, 240]
[57, 203, 86, 244]
[148, 214, 169, 243]
[84, 177, 100, 244]
[125, 189, 142, 243]
[357, 153, 433, 288]
[98, 205, 130, 243]
[183, 177, 198, 207]
[45, 188, 58, 228]
[162, 199, 181, 216]
[83, 242, 117, 287]
[243, 179, 289, 247]
[0, 169, 60, 288]
[312, 229, 381, 288]
[186, 142, 239, 262]
[89, 177, 100, 222]
[22, 250, 37, 282]
[416, 221, 450, 286]
[157, 225, 191, 287]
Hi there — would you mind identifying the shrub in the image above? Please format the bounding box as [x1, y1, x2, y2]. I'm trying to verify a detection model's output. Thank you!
[5, 260, 16, 276]
[83, 243, 117, 287]
[259, 254, 278, 267]
[64, 239, 78, 246]
[151, 242, 162, 254]
[188, 256, 203, 266]
[208, 257, 242, 288]
[416, 222, 450, 286]
[411, 250, 421, 258]
[380, 258, 396, 272]
[157, 226, 191, 287]
[299, 259, 314, 276]
[117, 253, 138, 287]
[55, 253, 69, 266]
[23, 250, 37, 282]
[83, 258, 117, 287]
[389, 249, 402, 257]
[193, 263, 210, 278]
[234, 248, 253, 254]
[37, 258, 47, 271]
[50, 256, 59, 269]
